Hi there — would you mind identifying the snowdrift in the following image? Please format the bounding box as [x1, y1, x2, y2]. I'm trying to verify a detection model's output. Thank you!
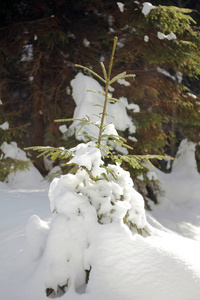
[1, 139, 199, 300]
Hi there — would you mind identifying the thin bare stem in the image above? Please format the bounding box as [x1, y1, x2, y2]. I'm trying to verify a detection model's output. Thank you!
[75, 64, 106, 83]
[97, 37, 118, 147]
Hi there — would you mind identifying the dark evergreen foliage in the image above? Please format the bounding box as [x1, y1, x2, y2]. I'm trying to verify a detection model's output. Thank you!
[0, 0, 200, 192]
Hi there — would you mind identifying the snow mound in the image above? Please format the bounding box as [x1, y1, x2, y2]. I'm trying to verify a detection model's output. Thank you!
[85, 224, 200, 300]
[154, 139, 200, 204]
[2, 139, 200, 300]
[0, 141, 49, 190]
[26, 215, 50, 261]
[7, 165, 49, 190]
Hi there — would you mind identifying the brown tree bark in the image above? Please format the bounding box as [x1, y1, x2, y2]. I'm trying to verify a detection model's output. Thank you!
[32, 60, 45, 146]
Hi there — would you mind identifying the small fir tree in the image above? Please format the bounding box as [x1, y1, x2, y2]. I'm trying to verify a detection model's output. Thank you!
[26, 37, 167, 297]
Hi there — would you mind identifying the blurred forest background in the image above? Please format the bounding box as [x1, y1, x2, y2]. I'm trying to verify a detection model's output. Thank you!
[0, 0, 200, 188]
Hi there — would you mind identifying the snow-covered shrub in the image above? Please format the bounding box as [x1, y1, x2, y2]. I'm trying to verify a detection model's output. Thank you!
[0, 140, 31, 183]
[26, 141, 149, 297]
[49, 142, 147, 230]
[26, 37, 164, 297]
[0, 101, 30, 182]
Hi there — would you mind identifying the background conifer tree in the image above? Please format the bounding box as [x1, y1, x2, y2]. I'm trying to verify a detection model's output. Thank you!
[0, 0, 200, 185]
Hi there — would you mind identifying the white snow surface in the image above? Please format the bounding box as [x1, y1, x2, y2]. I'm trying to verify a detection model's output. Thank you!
[59, 124, 68, 134]
[157, 31, 177, 40]
[117, 78, 130, 86]
[1, 141, 29, 160]
[0, 121, 9, 130]
[0, 142, 49, 189]
[142, 2, 156, 17]
[157, 66, 176, 81]
[152, 139, 200, 205]
[1, 139, 200, 300]
[117, 2, 124, 13]
[68, 142, 105, 177]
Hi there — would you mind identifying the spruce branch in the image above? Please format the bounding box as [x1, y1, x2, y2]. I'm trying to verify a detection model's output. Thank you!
[25, 146, 72, 162]
[100, 62, 108, 81]
[107, 97, 121, 103]
[74, 64, 106, 83]
[87, 89, 106, 97]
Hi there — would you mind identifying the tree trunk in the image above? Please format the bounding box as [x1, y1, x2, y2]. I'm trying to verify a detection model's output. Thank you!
[171, 103, 177, 158]
[32, 70, 45, 146]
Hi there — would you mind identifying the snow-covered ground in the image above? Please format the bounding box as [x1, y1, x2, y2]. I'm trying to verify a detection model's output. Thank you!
[1, 139, 200, 300]
[1, 72, 200, 300]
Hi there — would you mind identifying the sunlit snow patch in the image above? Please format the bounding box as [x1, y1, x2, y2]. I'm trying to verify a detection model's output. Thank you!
[69, 73, 136, 140]
[142, 2, 156, 16]
[117, 2, 124, 12]
[157, 31, 177, 40]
